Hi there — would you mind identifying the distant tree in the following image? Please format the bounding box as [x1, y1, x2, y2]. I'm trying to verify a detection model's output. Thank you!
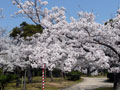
[10, 22, 43, 39]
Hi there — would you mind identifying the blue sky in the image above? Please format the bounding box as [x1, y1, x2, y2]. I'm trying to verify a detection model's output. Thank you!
[0, 0, 120, 31]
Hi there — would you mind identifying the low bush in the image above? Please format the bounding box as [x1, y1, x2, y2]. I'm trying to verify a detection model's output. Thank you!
[0, 74, 17, 90]
[67, 71, 81, 81]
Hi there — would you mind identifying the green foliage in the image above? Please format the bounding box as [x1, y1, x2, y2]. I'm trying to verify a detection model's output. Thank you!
[67, 71, 81, 81]
[0, 74, 17, 90]
[9, 27, 21, 38]
[10, 22, 43, 39]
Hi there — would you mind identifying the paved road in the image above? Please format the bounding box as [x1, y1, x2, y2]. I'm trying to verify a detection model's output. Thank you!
[61, 77, 113, 90]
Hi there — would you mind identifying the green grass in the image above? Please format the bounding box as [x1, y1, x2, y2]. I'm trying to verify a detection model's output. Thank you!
[5, 76, 83, 90]
[94, 87, 113, 90]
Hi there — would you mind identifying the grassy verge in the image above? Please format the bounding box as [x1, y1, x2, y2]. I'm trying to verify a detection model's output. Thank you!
[94, 87, 113, 90]
[5, 76, 83, 90]
[82, 75, 106, 78]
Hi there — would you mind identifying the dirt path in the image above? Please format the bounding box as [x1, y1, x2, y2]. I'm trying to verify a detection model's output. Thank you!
[61, 77, 113, 90]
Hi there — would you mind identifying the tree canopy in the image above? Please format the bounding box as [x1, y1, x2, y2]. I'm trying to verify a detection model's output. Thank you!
[10, 22, 43, 39]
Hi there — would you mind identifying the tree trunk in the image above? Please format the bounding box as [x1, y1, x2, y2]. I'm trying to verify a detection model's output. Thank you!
[21, 75, 23, 90]
[114, 73, 120, 90]
[1, 83, 5, 90]
[16, 74, 20, 87]
[50, 71, 53, 81]
[61, 70, 64, 80]
[22, 70, 26, 90]
[2, 70, 4, 75]
[64, 72, 67, 79]
[16, 70, 20, 87]
[27, 66, 32, 83]
[87, 67, 90, 76]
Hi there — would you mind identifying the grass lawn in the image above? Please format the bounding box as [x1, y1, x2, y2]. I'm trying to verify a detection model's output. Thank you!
[5, 76, 83, 90]
[94, 87, 113, 90]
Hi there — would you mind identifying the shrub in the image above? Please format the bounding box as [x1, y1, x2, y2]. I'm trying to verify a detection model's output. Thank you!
[0, 74, 17, 90]
[67, 71, 81, 81]
[53, 69, 61, 77]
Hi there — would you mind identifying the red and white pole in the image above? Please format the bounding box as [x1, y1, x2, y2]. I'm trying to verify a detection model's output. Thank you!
[42, 64, 45, 90]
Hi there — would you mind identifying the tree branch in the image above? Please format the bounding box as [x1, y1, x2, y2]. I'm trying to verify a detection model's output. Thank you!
[87, 39, 120, 59]
[14, 0, 39, 25]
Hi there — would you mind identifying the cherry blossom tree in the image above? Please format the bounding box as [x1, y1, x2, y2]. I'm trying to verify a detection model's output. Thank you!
[98, 9, 120, 90]
[0, 36, 34, 89]
[11, 0, 120, 89]
[12, 0, 66, 28]
[27, 11, 110, 75]
[12, 0, 48, 25]
[68, 10, 120, 90]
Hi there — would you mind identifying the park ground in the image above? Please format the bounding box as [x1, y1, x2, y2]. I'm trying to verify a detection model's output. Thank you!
[5, 76, 114, 90]
[5, 76, 83, 90]
[62, 76, 113, 90]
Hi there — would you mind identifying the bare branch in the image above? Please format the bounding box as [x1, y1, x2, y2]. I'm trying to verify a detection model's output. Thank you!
[14, 0, 39, 25]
